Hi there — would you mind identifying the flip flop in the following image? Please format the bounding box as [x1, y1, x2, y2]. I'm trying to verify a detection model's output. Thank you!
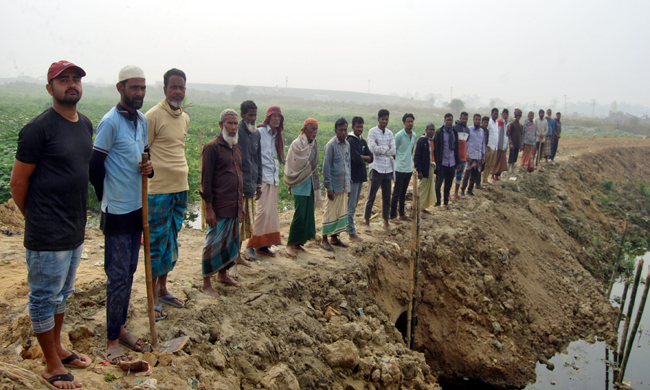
[321, 241, 335, 252]
[154, 304, 167, 322]
[159, 294, 184, 308]
[105, 344, 126, 365]
[255, 247, 277, 257]
[43, 372, 76, 390]
[61, 351, 91, 368]
[331, 239, 348, 248]
[399, 216, 413, 222]
[119, 332, 145, 352]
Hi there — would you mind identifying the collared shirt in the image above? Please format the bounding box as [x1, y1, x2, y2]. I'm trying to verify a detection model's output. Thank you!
[323, 137, 350, 194]
[546, 117, 555, 137]
[534, 117, 548, 141]
[367, 126, 396, 174]
[200, 133, 243, 218]
[554, 120, 562, 136]
[442, 128, 455, 167]
[487, 118, 499, 150]
[259, 124, 280, 186]
[496, 118, 509, 151]
[466, 125, 485, 160]
[394, 128, 417, 173]
[94, 104, 148, 215]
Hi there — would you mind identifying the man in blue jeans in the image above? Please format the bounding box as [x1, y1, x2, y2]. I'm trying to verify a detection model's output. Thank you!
[11, 60, 93, 389]
[90, 65, 153, 364]
[346, 117, 373, 241]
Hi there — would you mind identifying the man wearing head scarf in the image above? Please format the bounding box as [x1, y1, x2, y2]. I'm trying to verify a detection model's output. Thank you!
[284, 118, 321, 257]
[321, 118, 351, 251]
[247, 106, 284, 257]
[507, 109, 524, 175]
[200, 109, 243, 299]
[89, 65, 153, 364]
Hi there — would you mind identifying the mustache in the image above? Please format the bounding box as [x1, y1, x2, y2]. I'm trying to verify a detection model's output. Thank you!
[66, 88, 79, 93]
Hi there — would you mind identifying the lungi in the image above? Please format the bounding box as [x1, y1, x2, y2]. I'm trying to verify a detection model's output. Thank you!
[541, 136, 552, 158]
[202, 217, 239, 277]
[521, 144, 535, 165]
[288, 190, 316, 246]
[322, 193, 348, 235]
[148, 191, 188, 279]
[240, 196, 255, 242]
[419, 174, 436, 210]
[483, 147, 496, 182]
[247, 183, 282, 248]
[492, 150, 508, 175]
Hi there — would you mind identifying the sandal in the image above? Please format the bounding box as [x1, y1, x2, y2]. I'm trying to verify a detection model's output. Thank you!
[331, 239, 348, 248]
[321, 241, 335, 252]
[119, 332, 145, 352]
[390, 218, 402, 224]
[255, 247, 277, 257]
[43, 372, 77, 390]
[159, 294, 184, 308]
[399, 216, 413, 222]
[61, 351, 90, 368]
[105, 344, 126, 365]
[154, 304, 167, 322]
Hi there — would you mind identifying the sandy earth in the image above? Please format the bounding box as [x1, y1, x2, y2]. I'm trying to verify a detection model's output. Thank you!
[0, 137, 649, 390]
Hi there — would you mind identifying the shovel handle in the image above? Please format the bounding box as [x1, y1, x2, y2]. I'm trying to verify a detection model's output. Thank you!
[141, 153, 158, 345]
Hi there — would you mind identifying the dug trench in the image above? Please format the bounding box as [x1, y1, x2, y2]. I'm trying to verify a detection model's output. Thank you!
[0, 138, 649, 389]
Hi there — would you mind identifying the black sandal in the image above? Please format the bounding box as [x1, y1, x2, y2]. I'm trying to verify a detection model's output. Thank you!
[331, 239, 348, 248]
[45, 372, 76, 389]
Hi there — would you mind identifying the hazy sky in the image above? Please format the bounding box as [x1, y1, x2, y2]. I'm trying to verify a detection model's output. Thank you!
[3, 0, 650, 108]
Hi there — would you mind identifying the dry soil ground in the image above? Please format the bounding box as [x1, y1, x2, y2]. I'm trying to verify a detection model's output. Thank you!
[1, 137, 649, 390]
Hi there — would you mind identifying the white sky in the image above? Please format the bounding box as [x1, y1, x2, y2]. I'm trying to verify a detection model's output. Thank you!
[2, 0, 649, 107]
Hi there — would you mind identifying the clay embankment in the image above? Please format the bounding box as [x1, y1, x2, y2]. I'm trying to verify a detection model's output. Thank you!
[0, 137, 648, 389]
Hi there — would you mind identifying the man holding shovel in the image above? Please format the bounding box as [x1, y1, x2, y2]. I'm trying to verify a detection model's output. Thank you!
[90, 65, 153, 364]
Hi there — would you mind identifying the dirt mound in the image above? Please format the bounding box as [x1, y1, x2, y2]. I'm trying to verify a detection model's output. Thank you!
[0, 199, 24, 232]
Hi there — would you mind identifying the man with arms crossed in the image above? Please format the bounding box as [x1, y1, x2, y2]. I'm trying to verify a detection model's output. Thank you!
[11, 60, 92, 389]
[346, 116, 372, 241]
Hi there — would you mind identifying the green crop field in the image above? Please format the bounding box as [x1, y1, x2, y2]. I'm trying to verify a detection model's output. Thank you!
[0, 81, 645, 214]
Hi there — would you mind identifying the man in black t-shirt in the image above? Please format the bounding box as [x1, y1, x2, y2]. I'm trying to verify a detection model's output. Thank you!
[346, 116, 373, 242]
[10, 61, 93, 389]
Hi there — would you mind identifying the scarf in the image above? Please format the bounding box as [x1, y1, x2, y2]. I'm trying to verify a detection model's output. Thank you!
[258, 106, 285, 164]
[443, 125, 455, 151]
[284, 133, 322, 208]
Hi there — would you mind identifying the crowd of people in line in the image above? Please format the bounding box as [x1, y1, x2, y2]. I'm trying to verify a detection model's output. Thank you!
[9, 61, 563, 389]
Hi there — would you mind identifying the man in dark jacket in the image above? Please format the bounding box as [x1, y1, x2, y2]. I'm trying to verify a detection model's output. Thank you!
[237, 100, 262, 261]
[346, 116, 373, 241]
[433, 113, 461, 208]
[413, 123, 437, 212]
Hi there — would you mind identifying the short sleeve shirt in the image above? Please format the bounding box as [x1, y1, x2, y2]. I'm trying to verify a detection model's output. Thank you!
[93, 106, 148, 215]
[15, 108, 93, 251]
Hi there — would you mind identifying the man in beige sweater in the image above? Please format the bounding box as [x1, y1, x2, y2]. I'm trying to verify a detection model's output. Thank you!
[145, 68, 190, 319]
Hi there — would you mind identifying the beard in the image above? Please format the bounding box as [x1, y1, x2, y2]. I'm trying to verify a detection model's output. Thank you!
[56, 88, 81, 105]
[124, 95, 144, 110]
[223, 131, 239, 146]
[246, 122, 257, 133]
[168, 99, 182, 109]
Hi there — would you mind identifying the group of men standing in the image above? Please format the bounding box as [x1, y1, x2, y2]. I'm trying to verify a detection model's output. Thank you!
[10, 59, 564, 389]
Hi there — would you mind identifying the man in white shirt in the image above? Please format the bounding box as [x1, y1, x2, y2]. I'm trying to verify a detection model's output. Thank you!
[482, 108, 499, 186]
[364, 109, 395, 231]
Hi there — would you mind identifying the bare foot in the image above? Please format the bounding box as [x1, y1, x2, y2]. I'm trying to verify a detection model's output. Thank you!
[217, 272, 241, 287]
[349, 234, 363, 242]
[286, 246, 297, 258]
[236, 256, 251, 268]
[228, 264, 239, 278]
[295, 245, 308, 253]
[200, 284, 224, 299]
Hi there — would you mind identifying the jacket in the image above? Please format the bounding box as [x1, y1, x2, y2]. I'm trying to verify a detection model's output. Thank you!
[237, 121, 262, 198]
[433, 126, 460, 173]
[452, 120, 470, 162]
[347, 132, 373, 183]
[413, 135, 434, 178]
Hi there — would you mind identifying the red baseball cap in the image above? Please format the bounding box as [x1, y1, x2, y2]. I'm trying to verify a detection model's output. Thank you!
[47, 61, 86, 82]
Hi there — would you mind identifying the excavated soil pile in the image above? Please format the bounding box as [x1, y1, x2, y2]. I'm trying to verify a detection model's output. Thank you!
[0, 137, 649, 389]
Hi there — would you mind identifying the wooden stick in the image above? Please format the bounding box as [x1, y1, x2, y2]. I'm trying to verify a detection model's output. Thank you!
[406, 177, 420, 348]
[613, 277, 630, 363]
[608, 217, 629, 299]
[619, 266, 650, 383]
[617, 259, 644, 365]
[141, 153, 158, 346]
[199, 130, 206, 231]
[410, 177, 421, 350]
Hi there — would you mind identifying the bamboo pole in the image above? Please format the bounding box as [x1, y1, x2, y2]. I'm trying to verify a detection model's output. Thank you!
[618, 266, 650, 383]
[617, 259, 644, 365]
[613, 277, 630, 363]
[608, 218, 629, 299]
[406, 177, 420, 348]
[141, 153, 158, 345]
[410, 178, 421, 350]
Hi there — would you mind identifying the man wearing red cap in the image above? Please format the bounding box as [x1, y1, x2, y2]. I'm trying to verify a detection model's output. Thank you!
[10, 60, 92, 388]
[246, 106, 284, 257]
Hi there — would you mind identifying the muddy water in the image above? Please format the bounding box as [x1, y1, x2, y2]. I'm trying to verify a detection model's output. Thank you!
[524, 252, 650, 390]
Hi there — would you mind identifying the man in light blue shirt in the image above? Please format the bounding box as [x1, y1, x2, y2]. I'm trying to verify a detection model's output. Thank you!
[89, 65, 153, 364]
[390, 113, 416, 223]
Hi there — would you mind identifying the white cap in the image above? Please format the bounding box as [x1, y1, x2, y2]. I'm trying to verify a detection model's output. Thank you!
[118, 65, 145, 83]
